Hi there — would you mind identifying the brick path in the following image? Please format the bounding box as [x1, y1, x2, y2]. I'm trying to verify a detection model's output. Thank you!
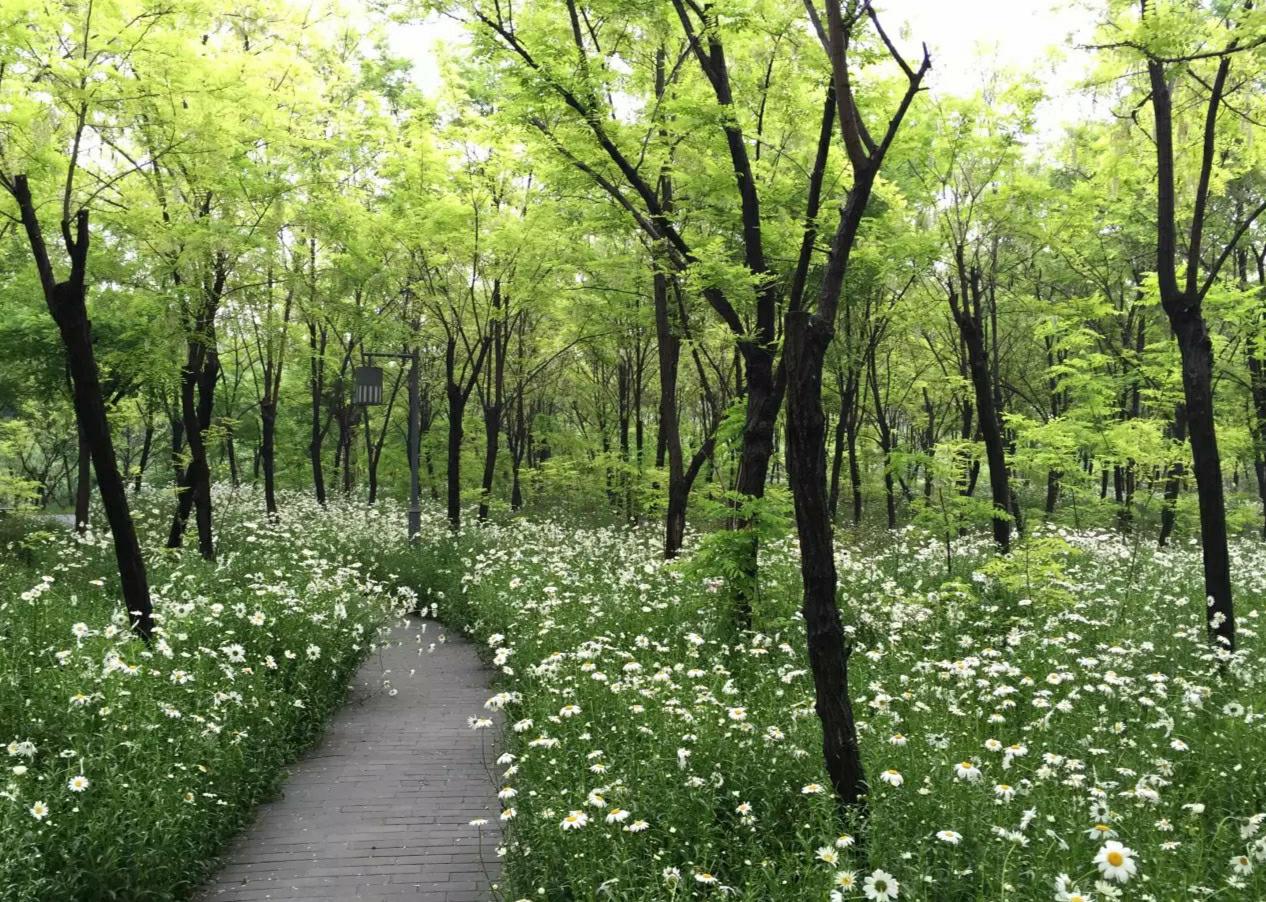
[195, 616, 501, 902]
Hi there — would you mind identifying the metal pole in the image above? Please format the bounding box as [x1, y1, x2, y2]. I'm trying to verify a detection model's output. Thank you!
[407, 344, 421, 541]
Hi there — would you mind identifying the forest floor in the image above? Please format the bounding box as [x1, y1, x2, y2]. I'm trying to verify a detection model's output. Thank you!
[193, 616, 502, 902]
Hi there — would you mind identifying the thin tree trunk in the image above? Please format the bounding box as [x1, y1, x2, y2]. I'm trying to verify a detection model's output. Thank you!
[261, 402, 279, 515]
[949, 254, 1012, 552]
[1045, 470, 1061, 516]
[828, 378, 847, 520]
[1247, 252, 1266, 539]
[446, 386, 465, 529]
[168, 343, 218, 558]
[309, 321, 327, 506]
[1159, 403, 1187, 548]
[478, 403, 500, 521]
[868, 352, 896, 530]
[133, 418, 153, 494]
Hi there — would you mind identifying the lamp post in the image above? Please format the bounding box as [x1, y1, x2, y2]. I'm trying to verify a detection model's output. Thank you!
[357, 345, 422, 542]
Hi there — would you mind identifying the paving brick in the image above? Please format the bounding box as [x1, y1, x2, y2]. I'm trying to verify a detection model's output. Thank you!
[195, 618, 500, 902]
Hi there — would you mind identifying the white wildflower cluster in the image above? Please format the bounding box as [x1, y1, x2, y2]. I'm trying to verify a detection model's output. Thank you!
[442, 520, 1266, 900]
[1, 489, 423, 896]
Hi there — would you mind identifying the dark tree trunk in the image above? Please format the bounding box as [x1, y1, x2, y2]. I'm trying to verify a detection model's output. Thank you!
[225, 422, 238, 488]
[336, 407, 355, 497]
[507, 393, 529, 513]
[1168, 309, 1234, 649]
[170, 412, 184, 484]
[949, 256, 1012, 553]
[446, 385, 465, 529]
[1256, 453, 1266, 540]
[1043, 336, 1062, 517]
[785, 310, 866, 813]
[1247, 252, 1266, 539]
[256, 274, 293, 517]
[425, 448, 438, 501]
[1147, 54, 1239, 651]
[510, 464, 523, 510]
[1045, 470, 1061, 516]
[364, 364, 405, 506]
[922, 386, 936, 499]
[168, 343, 218, 559]
[478, 287, 508, 522]
[654, 265, 691, 557]
[167, 257, 224, 560]
[309, 321, 327, 506]
[730, 350, 782, 625]
[12, 191, 153, 638]
[617, 356, 633, 519]
[780, 23, 927, 813]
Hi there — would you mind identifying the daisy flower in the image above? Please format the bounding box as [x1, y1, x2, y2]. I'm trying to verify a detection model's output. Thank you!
[1094, 841, 1137, 883]
[863, 869, 899, 901]
[954, 761, 981, 781]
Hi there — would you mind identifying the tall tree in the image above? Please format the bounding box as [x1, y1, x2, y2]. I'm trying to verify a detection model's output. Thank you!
[1097, 0, 1266, 650]
[783, 0, 928, 813]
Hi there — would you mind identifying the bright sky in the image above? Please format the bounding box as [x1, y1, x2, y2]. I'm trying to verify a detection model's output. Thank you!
[388, 1, 1099, 130]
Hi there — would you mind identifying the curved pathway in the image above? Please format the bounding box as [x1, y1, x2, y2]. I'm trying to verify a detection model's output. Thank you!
[196, 616, 501, 902]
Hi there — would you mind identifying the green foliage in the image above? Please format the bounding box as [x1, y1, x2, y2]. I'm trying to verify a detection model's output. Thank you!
[978, 535, 1080, 609]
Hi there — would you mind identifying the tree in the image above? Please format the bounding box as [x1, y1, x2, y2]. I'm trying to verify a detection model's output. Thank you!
[0, 0, 188, 637]
[1095, 0, 1266, 651]
[782, 0, 928, 813]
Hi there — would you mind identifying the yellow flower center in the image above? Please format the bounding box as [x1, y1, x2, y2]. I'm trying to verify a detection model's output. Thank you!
[1107, 850, 1125, 867]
